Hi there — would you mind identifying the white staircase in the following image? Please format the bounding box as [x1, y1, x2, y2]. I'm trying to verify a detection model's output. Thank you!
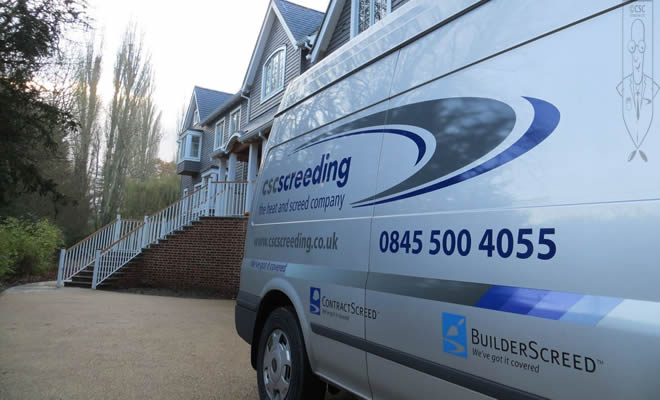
[57, 182, 250, 289]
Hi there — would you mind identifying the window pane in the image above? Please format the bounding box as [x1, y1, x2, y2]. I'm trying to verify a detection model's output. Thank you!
[215, 121, 223, 148]
[265, 61, 272, 96]
[271, 55, 278, 93]
[374, 0, 388, 22]
[190, 136, 200, 158]
[179, 139, 186, 160]
[230, 111, 240, 133]
[276, 51, 283, 88]
[358, 0, 370, 33]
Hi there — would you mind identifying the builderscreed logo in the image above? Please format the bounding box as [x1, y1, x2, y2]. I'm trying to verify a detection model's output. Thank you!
[310, 287, 321, 315]
[442, 312, 468, 358]
[439, 311, 602, 374]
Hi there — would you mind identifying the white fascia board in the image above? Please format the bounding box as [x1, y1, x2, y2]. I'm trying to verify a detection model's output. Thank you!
[242, 1, 297, 93]
[271, 2, 298, 47]
[310, 0, 346, 63]
[181, 91, 197, 136]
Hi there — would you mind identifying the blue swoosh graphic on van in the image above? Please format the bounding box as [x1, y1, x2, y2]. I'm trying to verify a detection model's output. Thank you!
[474, 285, 622, 325]
[294, 128, 427, 165]
[354, 97, 560, 207]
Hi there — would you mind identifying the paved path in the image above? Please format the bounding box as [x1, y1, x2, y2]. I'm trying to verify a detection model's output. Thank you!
[0, 282, 353, 400]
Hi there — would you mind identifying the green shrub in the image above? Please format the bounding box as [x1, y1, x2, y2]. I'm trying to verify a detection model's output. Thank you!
[0, 218, 63, 281]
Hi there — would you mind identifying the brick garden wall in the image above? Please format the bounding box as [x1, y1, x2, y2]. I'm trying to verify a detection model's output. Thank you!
[110, 217, 248, 298]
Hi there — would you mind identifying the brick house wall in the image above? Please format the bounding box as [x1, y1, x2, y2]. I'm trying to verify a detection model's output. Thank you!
[111, 217, 248, 298]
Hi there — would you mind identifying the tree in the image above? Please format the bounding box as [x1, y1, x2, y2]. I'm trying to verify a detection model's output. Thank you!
[119, 160, 179, 219]
[130, 86, 162, 181]
[101, 23, 154, 223]
[0, 0, 86, 206]
[71, 33, 103, 208]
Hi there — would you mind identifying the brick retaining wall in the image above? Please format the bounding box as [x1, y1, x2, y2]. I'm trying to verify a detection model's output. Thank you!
[109, 217, 248, 298]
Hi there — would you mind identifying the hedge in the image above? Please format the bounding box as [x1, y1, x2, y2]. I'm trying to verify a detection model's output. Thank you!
[0, 217, 63, 281]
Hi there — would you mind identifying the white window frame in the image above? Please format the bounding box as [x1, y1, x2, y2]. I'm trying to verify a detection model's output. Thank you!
[351, 0, 392, 38]
[261, 45, 287, 102]
[178, 131, 202, 162]
[177, 138, 186, 161]
[214, 118, 226, 150]
[229, 106, 242, 136]
[193, 109, 200, 125]
[183, 188, 189, 197]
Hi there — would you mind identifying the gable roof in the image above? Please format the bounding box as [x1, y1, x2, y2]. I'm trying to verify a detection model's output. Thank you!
[309, 0, 347, 64]
[275, 0, 325, 42]
[241, 0, 325, 92]
[194, 86, 232, 121]
[200, 91, 244, 126]
[182, 86, 232, 133]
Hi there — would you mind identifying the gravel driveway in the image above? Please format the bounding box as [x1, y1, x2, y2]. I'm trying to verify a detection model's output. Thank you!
[0, 282, 354, 400]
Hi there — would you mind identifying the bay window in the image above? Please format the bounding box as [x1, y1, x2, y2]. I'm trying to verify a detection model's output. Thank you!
[177, 131, 202, 162]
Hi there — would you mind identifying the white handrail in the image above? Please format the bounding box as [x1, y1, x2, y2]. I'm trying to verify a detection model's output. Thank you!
[63, 180, 253, 289]
[211, 182, 249, 217]
[56, 216, 143, 286]
[92, 184, 211, 288]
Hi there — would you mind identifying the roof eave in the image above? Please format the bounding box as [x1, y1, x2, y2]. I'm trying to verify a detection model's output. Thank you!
[310, 0, 346, 64]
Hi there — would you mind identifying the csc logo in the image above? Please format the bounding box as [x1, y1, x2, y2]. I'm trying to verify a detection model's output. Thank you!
[631, 4, 646, 13]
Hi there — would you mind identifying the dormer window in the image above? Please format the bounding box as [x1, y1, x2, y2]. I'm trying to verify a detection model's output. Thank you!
[261, 46, 286, 101]
[353, 0, 390, 37]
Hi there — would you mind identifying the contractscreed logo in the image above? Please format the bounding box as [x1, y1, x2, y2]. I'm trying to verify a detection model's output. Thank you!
[442, 312, 467, 358]
[618, 1, 659, 161]
[310, 287, 321, 315]
[308, 287, 379, 320]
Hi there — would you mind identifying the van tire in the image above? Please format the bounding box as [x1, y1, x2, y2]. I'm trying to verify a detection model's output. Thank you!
[257, 307, 326, 400]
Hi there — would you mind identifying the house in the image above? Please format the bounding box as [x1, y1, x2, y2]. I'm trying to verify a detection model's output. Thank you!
[177, 0, 325, 217]
[177, 0, 413, 217]
[177, 86, 233, 195]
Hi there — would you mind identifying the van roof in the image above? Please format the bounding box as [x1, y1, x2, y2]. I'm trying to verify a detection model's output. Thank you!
[278, 0, 469, 116]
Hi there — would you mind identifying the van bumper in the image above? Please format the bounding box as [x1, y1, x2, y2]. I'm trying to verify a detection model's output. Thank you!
[235, 291, 260, 345]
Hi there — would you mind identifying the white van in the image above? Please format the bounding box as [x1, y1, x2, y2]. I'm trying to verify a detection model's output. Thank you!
[235, 1, 660, 399]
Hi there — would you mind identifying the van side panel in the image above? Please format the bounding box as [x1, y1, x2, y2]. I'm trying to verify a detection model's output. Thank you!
[364, 2, 660, 400]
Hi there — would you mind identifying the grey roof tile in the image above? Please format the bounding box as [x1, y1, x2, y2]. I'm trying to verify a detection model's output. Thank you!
[194, 86, 232, 121]
[275, 0, 325, 42]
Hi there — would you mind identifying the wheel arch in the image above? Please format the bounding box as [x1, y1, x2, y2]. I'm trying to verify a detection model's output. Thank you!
[251, 282, 314, 370]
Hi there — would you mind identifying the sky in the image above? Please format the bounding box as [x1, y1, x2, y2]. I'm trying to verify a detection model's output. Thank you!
[84, 0, 329, 161]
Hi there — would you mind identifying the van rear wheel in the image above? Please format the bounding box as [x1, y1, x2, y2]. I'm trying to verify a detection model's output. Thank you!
[257, 307, 326, 400]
